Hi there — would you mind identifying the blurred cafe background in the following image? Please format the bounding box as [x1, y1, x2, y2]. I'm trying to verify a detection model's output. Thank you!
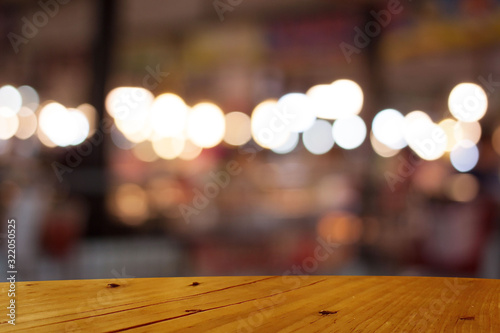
[0, 0, 499, 281]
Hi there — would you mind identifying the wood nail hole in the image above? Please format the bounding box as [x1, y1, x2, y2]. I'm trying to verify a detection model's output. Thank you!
[107, 283, 120, 288]
[190, 282, 200, 286]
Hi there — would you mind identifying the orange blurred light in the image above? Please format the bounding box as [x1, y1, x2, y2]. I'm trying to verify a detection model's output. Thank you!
[445, 173, 479, 203]
[113, 183, 149, 226]
[316, 211, 363, 245]
[492, 126, 500, 156]
[132, 141, 159, 162]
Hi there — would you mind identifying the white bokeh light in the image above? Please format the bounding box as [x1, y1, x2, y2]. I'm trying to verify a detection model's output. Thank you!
[330, 79, 364, 117]
[150, 93, 188, 138]
[67, 108, 90, 146]
[450, 140, 479, 172]
[448, 83, 488, 122]
[251, 100, 291, 149]
[370, 131, 399, 158]
[114, 106, 151, 137]
[39, 103, 89, 147]
[404, 110, 432, 127]
[37, 126, 57, 148]
[0, 85, 22, 117]
[39, 102, 67, 144]
[404, 111, 434, 151]
[105, 87, 154, 120]
[306, 84, 336, 120]
[108, 88, 154, 139]
[0, 113, 19, 140]
[306, 80, 364, 120]
[277, 93, 316, 133]
[332, 115, 366, 150]
[372, 109, 407, 149]
[272, 131, 299, 154]
[302, 119, 334, 155]
[187, 102, 226, 148]
[18, 85, 39, 112]
[407, 121, 447, 161]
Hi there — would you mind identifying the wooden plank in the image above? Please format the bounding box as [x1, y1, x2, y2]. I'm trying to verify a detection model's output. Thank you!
[0, 276, 498, 332]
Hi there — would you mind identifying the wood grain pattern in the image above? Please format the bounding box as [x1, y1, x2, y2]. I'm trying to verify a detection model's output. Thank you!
[0, 276, 498, 332]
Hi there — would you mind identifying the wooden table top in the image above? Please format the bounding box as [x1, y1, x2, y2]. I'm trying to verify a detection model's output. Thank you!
[0, 275, 499, 332]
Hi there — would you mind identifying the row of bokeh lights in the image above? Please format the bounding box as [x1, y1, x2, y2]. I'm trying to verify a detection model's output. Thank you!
[0, 84, 96, 147]
[0, 80, 496, 173]
[104, 80, 489, 173]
